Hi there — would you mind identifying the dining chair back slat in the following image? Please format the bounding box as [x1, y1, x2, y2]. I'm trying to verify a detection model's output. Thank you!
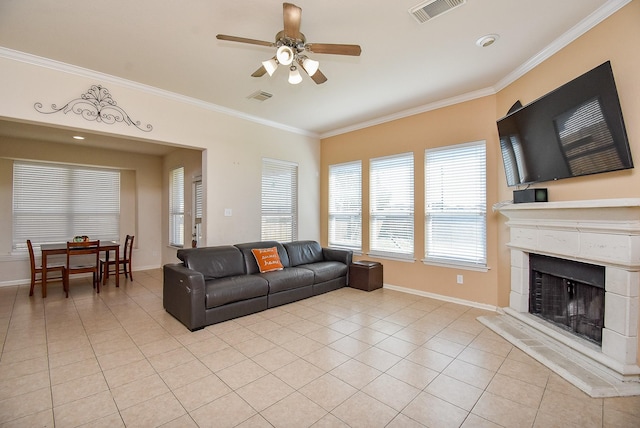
[65, 240, 101, 298]
[100, 235, 134, 285]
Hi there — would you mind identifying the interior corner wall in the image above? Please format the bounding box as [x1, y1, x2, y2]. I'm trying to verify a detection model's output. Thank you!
[0, 53, 321, 280]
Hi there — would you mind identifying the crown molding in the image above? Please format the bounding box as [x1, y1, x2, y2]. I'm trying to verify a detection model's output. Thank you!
[493, 0, 632, 92]
[322, 0, 631, 139]
[0, 47, 317, 139]
[2, 0, 629, 141]
[319, 87, 497, 139]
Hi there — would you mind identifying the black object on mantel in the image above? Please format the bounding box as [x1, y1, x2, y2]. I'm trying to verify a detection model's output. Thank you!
[513, 188, 548, 204]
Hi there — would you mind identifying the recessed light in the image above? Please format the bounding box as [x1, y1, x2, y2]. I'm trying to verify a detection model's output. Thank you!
[476, 34, 499, 48]
[72, 135, 85, 140]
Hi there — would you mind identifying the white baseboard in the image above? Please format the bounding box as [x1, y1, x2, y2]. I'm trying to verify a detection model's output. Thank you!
[383, 283, 498, 313]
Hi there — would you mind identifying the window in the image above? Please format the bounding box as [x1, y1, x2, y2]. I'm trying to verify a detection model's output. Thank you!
[370, 153, 414, 259]
[192, 178, 203, 247]
[328, 161, 362, 251]
[425, 141, 486, 268]
[261, 158, 298, 242]
[12, 161, 120, 249]
[169, 166, 184, 247]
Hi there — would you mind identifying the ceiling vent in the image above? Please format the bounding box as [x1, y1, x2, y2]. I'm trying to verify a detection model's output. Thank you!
[409, 0, 465, 23]
[247, 90, 273, 102]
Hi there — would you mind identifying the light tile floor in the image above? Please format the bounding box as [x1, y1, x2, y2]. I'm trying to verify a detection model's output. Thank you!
[1, 269, 639, 427]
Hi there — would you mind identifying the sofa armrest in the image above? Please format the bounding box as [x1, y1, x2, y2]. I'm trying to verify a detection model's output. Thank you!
[322, 248, 353, 285]
[322, 247, 353, 265]
[163, 263, 206, 331]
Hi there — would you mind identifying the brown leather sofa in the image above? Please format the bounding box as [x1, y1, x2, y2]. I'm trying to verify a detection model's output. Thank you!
[163, 240, 352, 331]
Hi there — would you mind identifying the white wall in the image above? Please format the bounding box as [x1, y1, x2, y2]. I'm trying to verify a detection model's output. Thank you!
[0, 52, 321, 283]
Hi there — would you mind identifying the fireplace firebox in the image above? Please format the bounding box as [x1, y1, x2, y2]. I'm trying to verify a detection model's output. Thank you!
[529, 254, 605, 344]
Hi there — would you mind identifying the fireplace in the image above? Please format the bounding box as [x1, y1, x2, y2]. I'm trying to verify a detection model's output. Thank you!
[529, 254, 605, 344]
[494, 198, 640, 388]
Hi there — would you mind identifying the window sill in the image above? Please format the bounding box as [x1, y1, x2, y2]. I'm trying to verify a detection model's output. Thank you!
[421, 258, 489, 272]
[366, 252, 415, 263]
[0, 252, 28, 262]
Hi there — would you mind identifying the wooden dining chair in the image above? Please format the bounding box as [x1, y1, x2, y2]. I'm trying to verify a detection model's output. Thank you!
[100, 235, 134, 285]
[65, 240, 101, 298]
[27, 239, 66, 297]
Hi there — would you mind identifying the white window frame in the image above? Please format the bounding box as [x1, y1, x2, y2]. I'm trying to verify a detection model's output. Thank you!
[328, 161, 362, 251]
[192, 177, 203, 248]
[424, 141, 487, 270]
[12, 161, 120, 250]
[169, 166, 185, 248]
[261, 158, 298, 242]
[369, 152, 414, 260]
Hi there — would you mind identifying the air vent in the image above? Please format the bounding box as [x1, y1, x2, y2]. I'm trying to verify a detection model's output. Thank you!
[247, 90, 273, 102]
[409, 0, 465, 23]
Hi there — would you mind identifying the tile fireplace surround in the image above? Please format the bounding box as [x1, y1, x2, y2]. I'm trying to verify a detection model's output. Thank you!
[482, 198, 640, 397]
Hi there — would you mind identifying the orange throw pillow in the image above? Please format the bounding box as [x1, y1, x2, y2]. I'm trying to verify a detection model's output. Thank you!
[251, 247, 284, 273]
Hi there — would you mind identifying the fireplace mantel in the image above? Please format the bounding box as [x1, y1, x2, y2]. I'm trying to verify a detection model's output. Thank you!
[498, 198, 640, 270]
[496, 198, 640, 386]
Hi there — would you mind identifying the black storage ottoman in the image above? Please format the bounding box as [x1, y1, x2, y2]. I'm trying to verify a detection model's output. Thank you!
[349, 260, 383, 291]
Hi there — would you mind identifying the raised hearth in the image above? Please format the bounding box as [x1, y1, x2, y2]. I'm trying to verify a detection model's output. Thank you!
[486, 198, 640, 397]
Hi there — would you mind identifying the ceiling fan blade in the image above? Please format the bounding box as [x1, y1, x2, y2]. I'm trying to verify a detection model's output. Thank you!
[251, 65, 267, 77]
[310, 69, 327, 84]
[306, 43, 362, 56]
[216, 34, 274, 47]
[283, 3, 302, 39]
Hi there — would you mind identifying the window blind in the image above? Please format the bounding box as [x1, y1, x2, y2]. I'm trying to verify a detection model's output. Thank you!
[194, 179, 203, 221]
[169, 166, 184, 247]
[13, 161, 120, 249]
[425, 141, 486, 267]
[261, 158, 298, 242]
[370, 153, 414, 258]
[328, 161, 362, 251]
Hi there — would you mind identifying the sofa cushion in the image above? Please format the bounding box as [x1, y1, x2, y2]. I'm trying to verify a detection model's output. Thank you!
[235, 241, 290, 275]
[298, 261, 348, 284]
[283, 241, 324, 267]
[261, 267, 314, 293]
[251, 247, 284, 273]
[178, 246, 245, 280]
[205, 275, 269, 309]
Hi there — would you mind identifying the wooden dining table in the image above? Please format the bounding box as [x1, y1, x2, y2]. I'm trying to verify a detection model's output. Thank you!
[40, 241, 120, 297]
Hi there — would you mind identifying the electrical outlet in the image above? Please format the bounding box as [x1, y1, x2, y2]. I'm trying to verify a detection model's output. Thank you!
[456, 274, 463, 284]
[224, 208, 232, 217]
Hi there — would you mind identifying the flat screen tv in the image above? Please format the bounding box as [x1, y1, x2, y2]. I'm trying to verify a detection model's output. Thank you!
[497, 61, 633, 187]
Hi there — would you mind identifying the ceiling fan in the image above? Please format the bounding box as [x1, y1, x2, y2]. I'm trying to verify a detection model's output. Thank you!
[216, 2, 361, 85]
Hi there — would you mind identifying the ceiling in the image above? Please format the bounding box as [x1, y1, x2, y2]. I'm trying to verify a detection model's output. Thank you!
[0, 0, 624, 145]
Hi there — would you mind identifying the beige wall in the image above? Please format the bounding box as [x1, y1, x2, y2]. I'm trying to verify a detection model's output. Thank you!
[495, 1, 640, 364]
[0, 137, 163, 284]
[321, 95, 501, 307]
[321, 2, 640, 311]
[0, 44, 322, 277]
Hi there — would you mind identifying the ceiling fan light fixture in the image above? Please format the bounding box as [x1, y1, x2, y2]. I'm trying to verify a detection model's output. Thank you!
[288, 66, 303, 84]
[276, 45, 294, 65]
[301, 57, 319, 76]
[262, 58, 278, 76]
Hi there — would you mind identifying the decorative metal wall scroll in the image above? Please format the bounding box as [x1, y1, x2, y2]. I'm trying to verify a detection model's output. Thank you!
[35, 85, 153, 132]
